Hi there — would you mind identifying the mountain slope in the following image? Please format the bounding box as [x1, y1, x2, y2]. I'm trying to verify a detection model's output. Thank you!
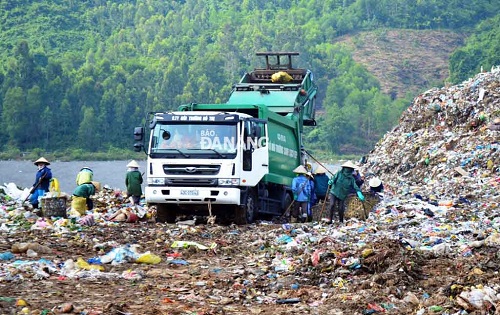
[338, 30, 466, 98]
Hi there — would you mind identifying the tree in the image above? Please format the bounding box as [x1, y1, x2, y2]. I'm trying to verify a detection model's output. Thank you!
[2, 87, 28, 148]
[78, 106, 99, 151]
[449, 15, 500, 83]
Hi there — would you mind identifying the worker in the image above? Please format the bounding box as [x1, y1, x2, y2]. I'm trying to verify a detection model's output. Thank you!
[327, 161, 365, 224]
[70, 181, 101, 216]
[351, 169, 365, 193]
[291, 165, 313, 223]
[29, 157, 53, 209]
[369, 177, 384, 194]
[125, 160, 143, 205]
[313, 165, 329, 204]
[76, 167, 93, 185]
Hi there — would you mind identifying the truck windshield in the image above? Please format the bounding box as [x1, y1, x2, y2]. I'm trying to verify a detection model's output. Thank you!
[150, 123, 237, 158]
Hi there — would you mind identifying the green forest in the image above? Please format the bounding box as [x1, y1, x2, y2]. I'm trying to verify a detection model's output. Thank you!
[0, 0, 499, 160]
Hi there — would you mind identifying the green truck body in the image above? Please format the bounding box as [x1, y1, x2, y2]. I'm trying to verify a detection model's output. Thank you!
[134, 52, 317, 223]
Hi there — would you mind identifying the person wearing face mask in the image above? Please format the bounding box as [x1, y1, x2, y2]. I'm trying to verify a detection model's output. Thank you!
[327, 161, 365, 224]
[29, 157, 53, 209]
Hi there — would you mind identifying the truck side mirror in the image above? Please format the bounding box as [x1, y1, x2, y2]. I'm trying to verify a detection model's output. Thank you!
[134, 127, 144, 141]
[133, 142, 143, 152]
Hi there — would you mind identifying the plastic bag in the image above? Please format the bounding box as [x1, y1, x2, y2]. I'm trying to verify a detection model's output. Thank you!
[170, 241, 216, 250]
[76, 257, 104, 271]
[136, 252, 161, 264]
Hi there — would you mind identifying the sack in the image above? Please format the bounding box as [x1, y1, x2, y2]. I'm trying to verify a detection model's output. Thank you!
[71, 196, 87, 215]
[49, 178, 60, 196]
[271, 71, 293, 83]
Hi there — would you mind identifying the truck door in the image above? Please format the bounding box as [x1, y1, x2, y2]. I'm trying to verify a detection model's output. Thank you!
[241, 119, 268, 186]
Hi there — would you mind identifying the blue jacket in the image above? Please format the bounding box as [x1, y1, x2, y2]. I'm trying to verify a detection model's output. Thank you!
[34, 166, 52, 191]
[292, 175, 313, 202]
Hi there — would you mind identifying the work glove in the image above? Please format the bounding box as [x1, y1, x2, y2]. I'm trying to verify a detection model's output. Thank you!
[293, 193, 298, 200]
[357, 191, 365, 202]
[328, 179, 333, 186]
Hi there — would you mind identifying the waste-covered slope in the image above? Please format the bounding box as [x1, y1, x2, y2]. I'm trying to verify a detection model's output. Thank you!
[363, 67, 499, 205]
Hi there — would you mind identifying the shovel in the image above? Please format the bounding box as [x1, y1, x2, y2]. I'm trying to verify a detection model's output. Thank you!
[23, 177, 43, 203]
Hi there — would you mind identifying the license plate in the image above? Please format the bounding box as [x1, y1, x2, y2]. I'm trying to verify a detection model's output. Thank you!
[180, 189, 199, 196]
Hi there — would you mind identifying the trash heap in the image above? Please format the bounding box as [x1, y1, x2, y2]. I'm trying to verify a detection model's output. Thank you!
[363, 67, 500, 207]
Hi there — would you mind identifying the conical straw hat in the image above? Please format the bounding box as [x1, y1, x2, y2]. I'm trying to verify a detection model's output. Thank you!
[34, 157, 50, 165]
[369, 177, 382, 188]
[341, 161, 358, 169]
[127, 160, 140, 168]
[314, 165, 327, 174]
[91, 181, 101, 191]
[293, 165, 307, 174]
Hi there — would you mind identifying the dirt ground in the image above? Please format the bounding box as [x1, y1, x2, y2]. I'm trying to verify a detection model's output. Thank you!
[1, 203, 499, 315]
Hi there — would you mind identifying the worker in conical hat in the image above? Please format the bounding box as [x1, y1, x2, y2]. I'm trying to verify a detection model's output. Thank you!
[70, 181, 100, 216]
[29, 157, 53, 209]
[369, 177, 384, 193]
[326, 161, 365, 224]
[313, 165, 330, 204]
[126, 160, 143, 205]
[291, 165, 313, 223]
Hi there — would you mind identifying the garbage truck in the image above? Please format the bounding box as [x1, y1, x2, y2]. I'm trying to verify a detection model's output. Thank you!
[134, 52, 317, 224]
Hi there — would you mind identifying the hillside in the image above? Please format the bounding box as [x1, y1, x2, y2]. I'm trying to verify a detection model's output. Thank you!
[338, 30, 466, 99]
[0, 1, 497, 156]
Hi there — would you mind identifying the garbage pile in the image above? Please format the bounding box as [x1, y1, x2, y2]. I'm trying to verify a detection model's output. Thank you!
[363, 67, 499, 208]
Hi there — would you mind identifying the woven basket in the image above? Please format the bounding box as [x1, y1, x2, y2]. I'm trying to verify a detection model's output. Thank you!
[41, 197, 67, 218]
[344, 192, 381, 221]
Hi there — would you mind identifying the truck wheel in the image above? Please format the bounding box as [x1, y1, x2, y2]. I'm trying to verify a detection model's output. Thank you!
[156, 204, 176, 223]
[235, 189, 257, 224]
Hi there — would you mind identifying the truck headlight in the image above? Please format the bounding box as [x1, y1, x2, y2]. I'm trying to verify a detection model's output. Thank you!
[148, 177, 165, 185]
[218, 178, 240, 186]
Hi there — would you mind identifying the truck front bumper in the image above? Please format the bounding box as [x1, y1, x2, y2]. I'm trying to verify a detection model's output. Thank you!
[145, 186, 241, 205]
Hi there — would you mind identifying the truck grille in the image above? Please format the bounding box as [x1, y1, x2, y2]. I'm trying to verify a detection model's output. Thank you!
[163, 164, 220, 176]
[166, 178, 217, 187]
